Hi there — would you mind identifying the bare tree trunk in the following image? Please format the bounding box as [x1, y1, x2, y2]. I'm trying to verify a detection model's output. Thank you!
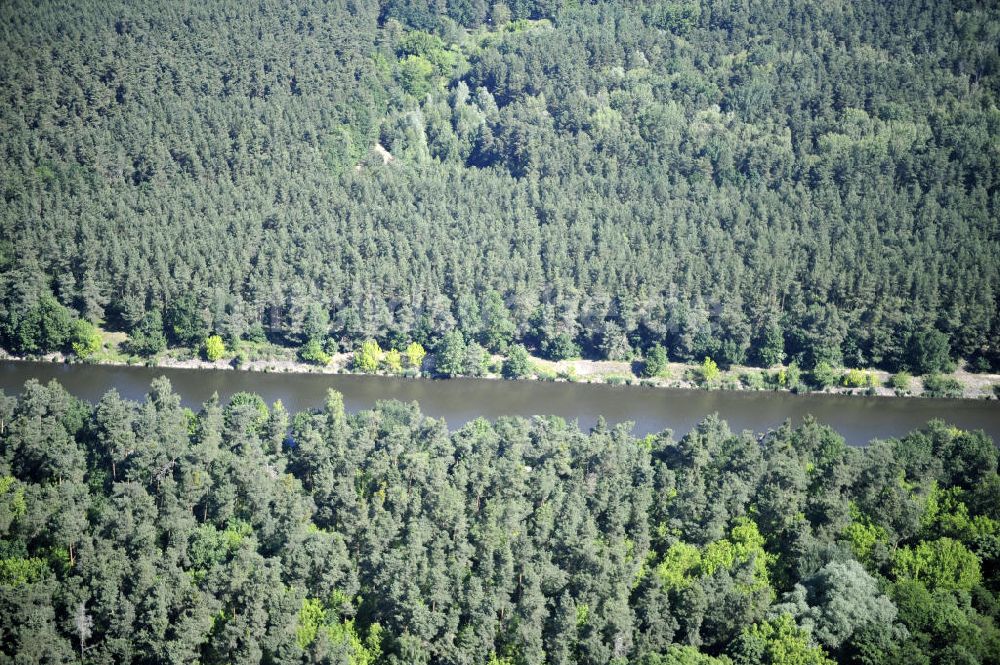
[75, 601, 92, 661]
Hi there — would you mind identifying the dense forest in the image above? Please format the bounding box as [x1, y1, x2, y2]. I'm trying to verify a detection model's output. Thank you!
[1, 379, 998, 663]
[1, 0, 999, 373]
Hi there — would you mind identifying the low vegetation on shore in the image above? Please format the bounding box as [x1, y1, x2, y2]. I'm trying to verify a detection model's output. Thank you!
[5, 327, 998, 401]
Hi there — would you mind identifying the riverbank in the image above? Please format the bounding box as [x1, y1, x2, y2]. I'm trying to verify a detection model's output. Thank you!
[3, 338, 998, 401]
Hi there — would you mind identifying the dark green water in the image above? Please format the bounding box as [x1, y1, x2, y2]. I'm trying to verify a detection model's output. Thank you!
[1, 360, 998, 445]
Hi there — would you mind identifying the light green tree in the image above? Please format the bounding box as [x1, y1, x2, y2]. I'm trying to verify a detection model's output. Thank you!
[203, 335, 225, 361]
[296, 597, 382, 664]
[889, 372, 911, 393]
[69, 320, 102, 359]
[700, 517, 774, 592]
[892, 537, 982, 591]
[299, 339, 331, 366]
[842, 503, 888, 564]
[730, 613, 834, 665]
[699, 357, 720, 384]
[785, 363, 802, 390]
[354, 339, 383, 373]
[655, 541, 701, 591]
[383, 348, 403, 373]
[397, 55, 435, 97]
[405, 341, 427, 370]
[296, 597, 325, 649]
[811, 361, 836, 389]
[841, 368, 868, 388]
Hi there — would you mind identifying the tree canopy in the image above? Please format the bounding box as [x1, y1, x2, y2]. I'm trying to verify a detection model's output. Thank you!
[0, 0, 997, 374]
[1, 380, 998, 663]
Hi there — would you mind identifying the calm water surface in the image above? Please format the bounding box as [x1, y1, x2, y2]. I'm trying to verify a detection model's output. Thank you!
[2, 360, 998, 446]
